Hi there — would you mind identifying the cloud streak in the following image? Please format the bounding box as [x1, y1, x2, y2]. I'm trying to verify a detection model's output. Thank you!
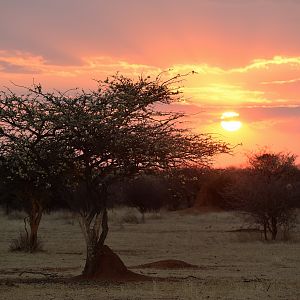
[261, 78, 300, 85]
[0, 51, 299, 109]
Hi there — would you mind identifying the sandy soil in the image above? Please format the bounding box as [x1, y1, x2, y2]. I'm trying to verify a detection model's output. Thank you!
[0, 208, 299, 299]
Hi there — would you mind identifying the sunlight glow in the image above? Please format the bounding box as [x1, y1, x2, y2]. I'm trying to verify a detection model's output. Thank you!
[220, 111, 242, 132]
[221, 120, 242, 131]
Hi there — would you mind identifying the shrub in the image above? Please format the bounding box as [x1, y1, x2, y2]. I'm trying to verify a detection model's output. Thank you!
[226, 151, 299, 241]
[125, 175, 166, 221]
[9, 231, 44, 252]
[121, 210, 140, 224]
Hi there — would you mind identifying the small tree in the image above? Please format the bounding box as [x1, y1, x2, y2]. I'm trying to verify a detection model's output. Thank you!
[228, 151, 298, 240]
[0, 91, 64, 251]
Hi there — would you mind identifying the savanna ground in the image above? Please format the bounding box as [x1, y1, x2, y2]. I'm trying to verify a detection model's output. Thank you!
[0, 208, 299, 300]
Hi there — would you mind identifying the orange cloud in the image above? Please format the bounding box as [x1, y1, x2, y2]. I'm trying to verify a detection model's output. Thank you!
[261, 78, 300, 85]
[1, 52, 300, 109]
[228, 56, 300, 73]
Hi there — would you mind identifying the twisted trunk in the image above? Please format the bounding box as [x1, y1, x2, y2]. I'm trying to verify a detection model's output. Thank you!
[77, 207, 146, 281]
[79, 208, 109, 277]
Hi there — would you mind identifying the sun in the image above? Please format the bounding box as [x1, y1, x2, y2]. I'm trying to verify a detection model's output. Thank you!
[221, 120, 242, 131]
[220, 111, 242, 132]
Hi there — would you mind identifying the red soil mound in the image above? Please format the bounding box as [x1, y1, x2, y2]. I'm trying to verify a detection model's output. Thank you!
[75, 247, 198, 282]
[131, 259, 198, 270]
[75, 245, 150, 282]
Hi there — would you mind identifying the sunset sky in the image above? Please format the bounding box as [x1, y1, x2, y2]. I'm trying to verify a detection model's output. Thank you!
[1, 0, 299, 167]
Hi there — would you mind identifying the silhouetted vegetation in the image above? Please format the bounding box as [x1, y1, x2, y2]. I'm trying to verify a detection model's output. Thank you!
[193, 169, 236, 210]
[0, 90, 66, 251]
[125, 175, 167, 222]
[0, 73, 230, 278]
[164, 167, 205, 210]
[9, 231, 44, 252]
[226, 151, 299, 240]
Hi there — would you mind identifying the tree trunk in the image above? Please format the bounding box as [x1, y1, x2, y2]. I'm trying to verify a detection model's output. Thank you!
[77, 207, 148, 281]
[270, 217, 278, 240]
[28, 198, 43, 252]
[82, 237, 99, 276]
[263, 222, 268, 241]
[79, 208, 109, 277]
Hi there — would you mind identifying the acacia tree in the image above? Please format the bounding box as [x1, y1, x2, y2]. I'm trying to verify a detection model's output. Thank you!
[0, 89, 66, 251]
[228, 151, 299, 240]
[55, 74, 230, 278]
[1, 74, 230, 278]
[248, 151, 298, 180]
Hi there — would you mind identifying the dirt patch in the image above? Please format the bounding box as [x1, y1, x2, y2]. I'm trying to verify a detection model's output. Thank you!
[227, 228, 261, 233]
[176, 205, 224, 216]
[131, 259, 199, 270]
[0, 266, 80, 276]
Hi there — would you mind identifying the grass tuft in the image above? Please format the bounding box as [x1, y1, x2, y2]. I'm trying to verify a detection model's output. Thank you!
[9, 231, 44, 252]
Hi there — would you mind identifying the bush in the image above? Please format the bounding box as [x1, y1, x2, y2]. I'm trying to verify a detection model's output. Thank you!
[9, 231, 44, 252]
[226, 151, 299, 241]
[164, 168, 204, 210]
[125, 175, 166, 219]
[227, 174, 298, 240]
[120, 210, 140, 224]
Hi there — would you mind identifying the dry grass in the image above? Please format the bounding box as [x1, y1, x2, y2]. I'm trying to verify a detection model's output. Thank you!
[9, 231, 44, 252]
[0, 208, 299, 299]
[6, 210, 26, 220]
[120, 209, 141, 224]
